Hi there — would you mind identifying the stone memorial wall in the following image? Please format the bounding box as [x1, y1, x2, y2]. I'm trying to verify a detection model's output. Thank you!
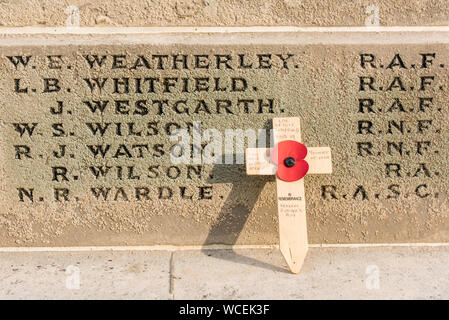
[0, 1, 448, 246]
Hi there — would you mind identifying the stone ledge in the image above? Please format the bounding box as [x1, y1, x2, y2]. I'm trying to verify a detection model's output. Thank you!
[1, 27, 449, 44]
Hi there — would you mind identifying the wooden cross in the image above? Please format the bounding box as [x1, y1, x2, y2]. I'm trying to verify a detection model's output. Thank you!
[245, 117, 332, 274]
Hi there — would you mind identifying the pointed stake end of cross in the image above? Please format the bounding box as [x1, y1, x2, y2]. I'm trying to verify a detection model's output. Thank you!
[281, 243, 308, 274]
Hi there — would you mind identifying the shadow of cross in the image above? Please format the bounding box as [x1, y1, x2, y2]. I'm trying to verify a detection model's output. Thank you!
[203, 120, 289, 273]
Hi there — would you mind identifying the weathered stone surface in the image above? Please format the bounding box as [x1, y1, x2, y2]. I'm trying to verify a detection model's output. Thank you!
[173, 247, 449, 299]
[0, 31, 448, 246]
[0, 250, 171, 299]
[0, 0, 448, 27]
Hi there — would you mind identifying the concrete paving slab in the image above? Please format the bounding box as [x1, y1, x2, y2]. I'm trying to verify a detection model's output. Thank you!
[0, 250, 171, 299]
[172, 246, 449, 299]
[1, 246, 448, 299]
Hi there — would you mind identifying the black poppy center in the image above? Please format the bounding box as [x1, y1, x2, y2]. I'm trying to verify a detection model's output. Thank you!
[284, 157, 296, 168]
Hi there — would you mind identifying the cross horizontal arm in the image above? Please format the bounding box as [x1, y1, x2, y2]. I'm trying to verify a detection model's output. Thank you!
[246, 147, 332, 175]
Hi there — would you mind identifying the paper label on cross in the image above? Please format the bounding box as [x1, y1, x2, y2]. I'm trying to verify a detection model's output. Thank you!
[246, 147, 332, 175]
[245, 117, 332, 274]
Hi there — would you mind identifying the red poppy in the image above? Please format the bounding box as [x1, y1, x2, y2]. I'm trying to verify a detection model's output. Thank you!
[272, 140, 309, 182]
